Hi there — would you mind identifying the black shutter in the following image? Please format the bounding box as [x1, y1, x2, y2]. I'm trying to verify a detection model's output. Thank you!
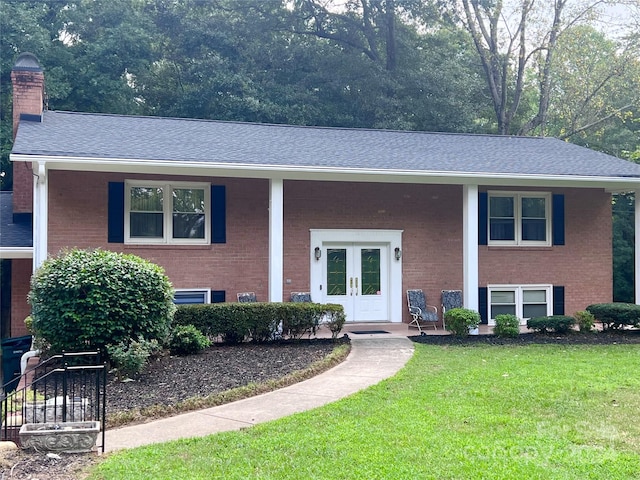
[108, 182, 124, 243]
[479, 192, 488, 245]
[211, 290, 226, 303]
[552, 194, 565, 246]
[478, 287, 488, 324]
[211, 185, 226, 244]
[553, 286, 565, 315]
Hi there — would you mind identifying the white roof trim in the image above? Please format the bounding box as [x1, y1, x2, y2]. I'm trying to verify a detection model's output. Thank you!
[11, 153, 640, 190]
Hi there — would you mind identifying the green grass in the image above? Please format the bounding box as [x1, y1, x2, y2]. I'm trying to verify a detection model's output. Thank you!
[89, 344, 640, 479]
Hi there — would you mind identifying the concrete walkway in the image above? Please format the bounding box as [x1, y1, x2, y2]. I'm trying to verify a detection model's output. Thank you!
[104, 334, 414, 452]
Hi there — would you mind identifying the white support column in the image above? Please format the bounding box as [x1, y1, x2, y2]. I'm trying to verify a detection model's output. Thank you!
[463, 185, 479, 311]
[269, 178, 284, 302]
[635, 190, 640, 304]
[33, 161, 48, 270]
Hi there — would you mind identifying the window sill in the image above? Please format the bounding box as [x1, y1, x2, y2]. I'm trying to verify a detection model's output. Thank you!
[486, 245, 553, 252]
[124, 244, 213, 250]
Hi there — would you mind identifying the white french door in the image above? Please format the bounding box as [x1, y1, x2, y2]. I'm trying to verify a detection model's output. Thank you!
[310, 229, 403, 323]
[323, 244, 389, 322]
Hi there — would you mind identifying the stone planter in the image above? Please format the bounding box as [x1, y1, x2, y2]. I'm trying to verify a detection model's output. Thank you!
[19, 421, 100, 453]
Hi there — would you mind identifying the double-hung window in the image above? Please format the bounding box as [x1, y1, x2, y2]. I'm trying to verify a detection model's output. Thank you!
[125, 181, 210, 244]
[489, 192, 551, 246]
[488, 285, 552, 325]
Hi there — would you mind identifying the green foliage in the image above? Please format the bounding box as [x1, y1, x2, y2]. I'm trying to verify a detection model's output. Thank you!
[107, 336, 160, 379]
[444, 308, 480, 337]
[574, 310, 595, 333]
[493, 314, 520, 338]
[174, 302, 346, 343]
[24, 315, 34, 334]
[169, 325, 211, 356]
[2, 0, 493, 190]
[526, 315, 575, 334]
[586, 303, 640, 330]
[29, 248, 175, 355]
[613, 193, 635, 302]
[5, 0, 635, 193]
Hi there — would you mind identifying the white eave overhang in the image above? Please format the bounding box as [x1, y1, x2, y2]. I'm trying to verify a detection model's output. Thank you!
[11, 153, 640, 191]
[0, 247, 33, 259]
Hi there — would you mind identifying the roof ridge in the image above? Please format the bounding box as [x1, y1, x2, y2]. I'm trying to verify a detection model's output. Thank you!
[43, 110, 545, 140]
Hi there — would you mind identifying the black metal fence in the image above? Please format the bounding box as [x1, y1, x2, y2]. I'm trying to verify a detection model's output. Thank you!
[1, 351, 107, 452]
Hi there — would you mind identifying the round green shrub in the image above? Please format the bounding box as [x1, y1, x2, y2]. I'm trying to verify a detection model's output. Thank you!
[107, 336, 161, 379]
[169, 324, 211, 355]
[493, 313, 520, 338]
[574, 310, 595, 333]
[29, 248, 175, 356]
[445, 308, 480, 337]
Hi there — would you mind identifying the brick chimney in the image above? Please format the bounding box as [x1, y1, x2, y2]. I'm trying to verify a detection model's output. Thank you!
[11, 52, 45, 214]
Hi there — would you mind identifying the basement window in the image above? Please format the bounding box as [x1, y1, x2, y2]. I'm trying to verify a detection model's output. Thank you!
[173, 289, 211, 305]
[488, 285, 552, 325]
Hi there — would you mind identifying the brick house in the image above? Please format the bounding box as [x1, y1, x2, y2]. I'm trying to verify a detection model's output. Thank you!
[3, 52, 640, 337]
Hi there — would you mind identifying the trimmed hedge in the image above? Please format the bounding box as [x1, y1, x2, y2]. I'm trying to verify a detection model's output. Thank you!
[526, 315, 575, 333]
[174, 302, 346, 343]
[586, 303, 640, 330]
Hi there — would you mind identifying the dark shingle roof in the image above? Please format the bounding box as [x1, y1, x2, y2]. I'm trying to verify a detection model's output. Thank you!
[0, 192, 32, 248]
[11, 110, 640, 179]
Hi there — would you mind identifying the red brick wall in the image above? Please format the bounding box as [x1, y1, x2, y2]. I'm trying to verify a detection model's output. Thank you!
[11, 164, 33, 215]
[48, 175, 463, 318]
[11, 68, 44, 213]
[10, 259, 32, 337]
[44, 172, 612, 324]
[47, 171, 270, 302]
[480, 188, 612, 316]
[284, 181, 463, 323]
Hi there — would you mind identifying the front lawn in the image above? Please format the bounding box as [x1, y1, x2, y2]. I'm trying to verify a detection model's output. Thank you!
[89, 343, 640, 479]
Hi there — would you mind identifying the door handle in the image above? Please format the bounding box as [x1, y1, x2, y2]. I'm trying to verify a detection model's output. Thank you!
[355, 277, 359, 296]
[350, 277, 353, 296]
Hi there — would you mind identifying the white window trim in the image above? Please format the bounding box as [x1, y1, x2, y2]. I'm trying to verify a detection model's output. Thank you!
[125, 180, 211, 245]
[487, 284, 553, 325]
[174, 289, 211, 305]
[488, 191, 551, 247]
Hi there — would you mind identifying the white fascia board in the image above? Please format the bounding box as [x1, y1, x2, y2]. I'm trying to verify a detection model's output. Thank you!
[0, 247, 33, 259]
[10, 153, 640, 190]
